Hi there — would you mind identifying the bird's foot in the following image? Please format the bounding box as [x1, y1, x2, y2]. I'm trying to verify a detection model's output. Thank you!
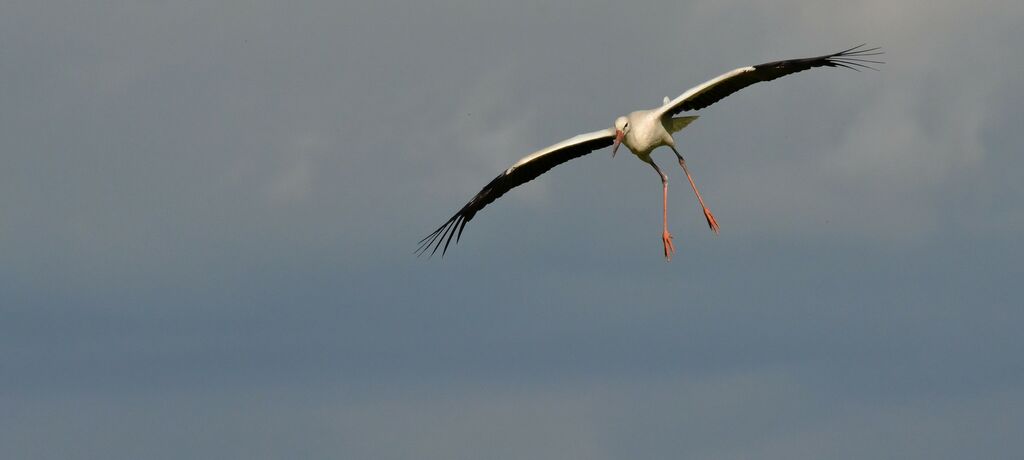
[704, 208, 720, 235]
[662, 230, 675, 261]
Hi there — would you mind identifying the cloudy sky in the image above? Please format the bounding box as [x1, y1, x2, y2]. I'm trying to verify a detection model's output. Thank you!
[3, 0, 1023, 458]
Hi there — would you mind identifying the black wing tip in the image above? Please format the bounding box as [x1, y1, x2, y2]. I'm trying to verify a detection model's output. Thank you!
[415, 173, 508, 259]
[415, 211, 471, 259]
[415, 216, 456, 258]
[826, 44, 885, 71]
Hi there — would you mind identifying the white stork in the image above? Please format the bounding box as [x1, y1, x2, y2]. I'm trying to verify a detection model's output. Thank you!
[418, 45, 882, 260]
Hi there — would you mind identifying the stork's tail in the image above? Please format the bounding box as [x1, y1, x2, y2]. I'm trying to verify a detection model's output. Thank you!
[667, 115, 699, 133]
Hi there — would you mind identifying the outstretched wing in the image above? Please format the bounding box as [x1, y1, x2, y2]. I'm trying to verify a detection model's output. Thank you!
[417, 128, 616, 257]
[660, 44, 883, 116]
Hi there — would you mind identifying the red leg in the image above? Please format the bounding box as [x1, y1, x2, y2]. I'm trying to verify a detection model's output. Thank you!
[671, 146, 719, 234]
[648, 160, 675, 261]
[661, 175, 675, 260]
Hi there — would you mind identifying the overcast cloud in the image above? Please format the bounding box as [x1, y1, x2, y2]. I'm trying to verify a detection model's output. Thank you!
[2, 0, 1022, 459]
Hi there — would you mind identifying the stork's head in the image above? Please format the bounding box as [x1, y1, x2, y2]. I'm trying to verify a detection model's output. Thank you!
[612, 116, 629, 157]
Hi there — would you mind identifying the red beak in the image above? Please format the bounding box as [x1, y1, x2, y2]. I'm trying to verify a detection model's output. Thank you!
[612, 129, 624, 157]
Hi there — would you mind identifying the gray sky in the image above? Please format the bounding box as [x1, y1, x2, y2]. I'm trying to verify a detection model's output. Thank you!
[3, 0, 1023, 458]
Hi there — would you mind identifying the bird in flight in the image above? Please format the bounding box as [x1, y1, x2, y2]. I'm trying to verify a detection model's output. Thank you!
[418, 44, 882, 260]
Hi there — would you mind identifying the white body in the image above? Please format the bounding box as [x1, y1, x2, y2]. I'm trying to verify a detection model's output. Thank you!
[624, 110, 676, 156]
[617, 109, 700, 160]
